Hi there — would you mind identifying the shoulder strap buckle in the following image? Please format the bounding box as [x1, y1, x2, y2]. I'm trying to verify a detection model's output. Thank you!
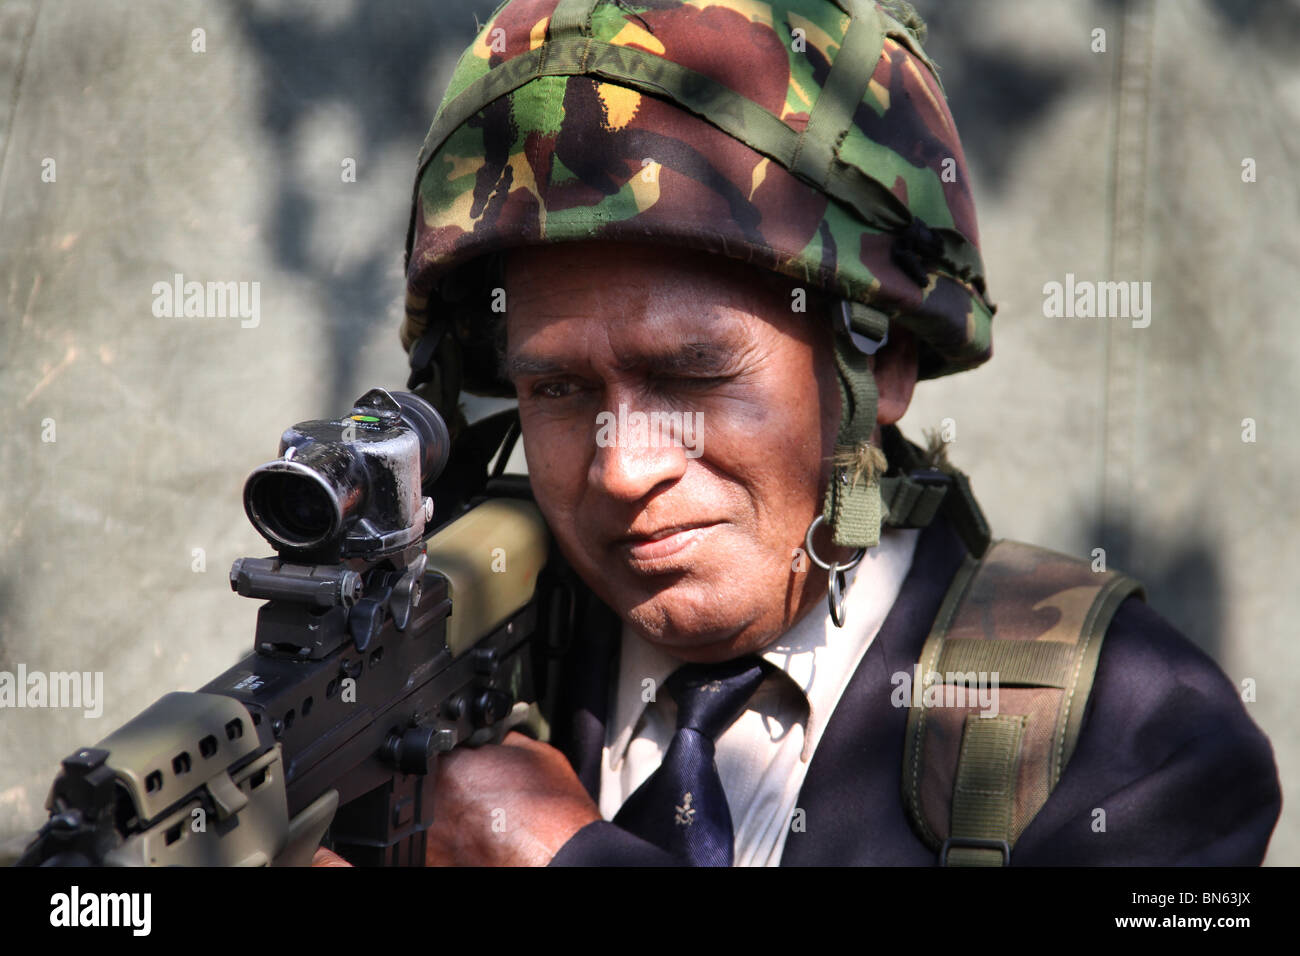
[939, 837, 1010, 866]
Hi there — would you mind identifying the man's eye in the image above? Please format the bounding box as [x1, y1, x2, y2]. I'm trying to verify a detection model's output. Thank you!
[531, 381, 578, 399]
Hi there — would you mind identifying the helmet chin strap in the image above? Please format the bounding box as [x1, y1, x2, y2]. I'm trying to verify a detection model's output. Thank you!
[804, 300, 886, 628]
[816, 299, 990, 628]
[821, 300, 891, 552]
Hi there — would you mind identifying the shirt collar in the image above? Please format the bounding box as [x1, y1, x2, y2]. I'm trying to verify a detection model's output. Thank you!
[606, 526, 920, 767]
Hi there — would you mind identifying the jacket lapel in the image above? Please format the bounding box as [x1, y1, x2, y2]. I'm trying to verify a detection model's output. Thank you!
[550, 588, 621, 802]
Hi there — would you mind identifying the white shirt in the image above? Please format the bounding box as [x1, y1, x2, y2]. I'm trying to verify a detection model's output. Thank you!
[598, 527, 920, 865]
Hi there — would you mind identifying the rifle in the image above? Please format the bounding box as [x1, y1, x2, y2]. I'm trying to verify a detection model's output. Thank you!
[12, 387, 574, 866]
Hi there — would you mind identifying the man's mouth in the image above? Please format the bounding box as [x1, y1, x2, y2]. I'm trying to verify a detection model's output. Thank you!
[615, 523, 721, 565]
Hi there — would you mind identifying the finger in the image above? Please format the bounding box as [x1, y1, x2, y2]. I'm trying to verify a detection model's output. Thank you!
[312, 846, 353, 867]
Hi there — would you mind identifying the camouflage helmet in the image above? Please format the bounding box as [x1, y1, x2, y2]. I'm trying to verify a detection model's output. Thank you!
[402, 0, 995, 553]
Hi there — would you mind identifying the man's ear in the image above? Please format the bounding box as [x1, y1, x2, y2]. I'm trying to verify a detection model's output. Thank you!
[872, 325, 919, 426]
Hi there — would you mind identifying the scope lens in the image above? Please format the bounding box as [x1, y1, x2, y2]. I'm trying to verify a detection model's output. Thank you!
[248, 472, 336, 547]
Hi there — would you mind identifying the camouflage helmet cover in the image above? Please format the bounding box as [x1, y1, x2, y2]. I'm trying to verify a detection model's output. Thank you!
[403, 0, 995, 556]
[403, 0, 995, 393]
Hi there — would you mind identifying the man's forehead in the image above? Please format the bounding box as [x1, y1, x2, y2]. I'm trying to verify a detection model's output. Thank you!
[505, 325, 750, 378]
[500, 242, 809, 377]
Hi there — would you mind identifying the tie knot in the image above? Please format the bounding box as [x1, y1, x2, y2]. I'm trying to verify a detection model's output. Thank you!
[665, 655, 769, 739]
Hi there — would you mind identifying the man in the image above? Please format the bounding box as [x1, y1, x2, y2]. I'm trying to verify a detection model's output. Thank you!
[318, 0, 1280, 866]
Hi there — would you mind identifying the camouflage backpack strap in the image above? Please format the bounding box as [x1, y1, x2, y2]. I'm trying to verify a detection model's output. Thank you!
[901, 539, 1145, 866]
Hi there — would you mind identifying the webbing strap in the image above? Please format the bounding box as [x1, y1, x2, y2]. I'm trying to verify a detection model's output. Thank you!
[792, 9, 884, 190]
[407, 35, 986, 292]
[937, 638, 1075, 688]
[873, 424, 992, 549]
[878, 474, 946, 528]
[828, 0, 943, 88]
[946, 714, 1024, 866]
[821, 332, 882, 549]
[548, 0, 600, 38]
[828, 0, 874, 16]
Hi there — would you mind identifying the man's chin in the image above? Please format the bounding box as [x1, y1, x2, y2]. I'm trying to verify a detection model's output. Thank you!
[621, 596, 763, 662]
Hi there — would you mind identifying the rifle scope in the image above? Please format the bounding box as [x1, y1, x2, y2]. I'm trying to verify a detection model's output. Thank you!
[243, 388, 449, 559]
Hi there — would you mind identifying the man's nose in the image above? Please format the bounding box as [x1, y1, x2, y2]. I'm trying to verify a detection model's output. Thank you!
[588, 405, 688, 502]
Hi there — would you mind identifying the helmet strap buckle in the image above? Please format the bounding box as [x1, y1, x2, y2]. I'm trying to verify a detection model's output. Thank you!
[839, 300, 890, 355]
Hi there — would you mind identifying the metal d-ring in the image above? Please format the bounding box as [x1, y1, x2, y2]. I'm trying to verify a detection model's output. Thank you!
[804, 515, 866, 628]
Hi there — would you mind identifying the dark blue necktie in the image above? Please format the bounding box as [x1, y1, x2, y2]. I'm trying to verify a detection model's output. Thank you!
[613, 655, 770, 866]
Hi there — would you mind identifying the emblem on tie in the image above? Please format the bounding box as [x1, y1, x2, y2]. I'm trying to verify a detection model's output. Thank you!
[674, 792, 696, 827]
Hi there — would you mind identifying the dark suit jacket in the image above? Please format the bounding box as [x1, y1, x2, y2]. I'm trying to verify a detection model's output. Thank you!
[546, 511, 1282, 865]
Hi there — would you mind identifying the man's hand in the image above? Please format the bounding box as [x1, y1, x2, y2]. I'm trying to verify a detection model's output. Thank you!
[310, 731, 600, 867]
[424, 730, 601, 866]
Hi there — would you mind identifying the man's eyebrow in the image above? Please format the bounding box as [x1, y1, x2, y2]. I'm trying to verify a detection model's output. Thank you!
[503, 353, 567, 379]
[505, 341, 742, 380]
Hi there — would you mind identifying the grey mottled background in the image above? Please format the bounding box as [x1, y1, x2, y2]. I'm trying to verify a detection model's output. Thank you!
[1, 0, 1295, 864]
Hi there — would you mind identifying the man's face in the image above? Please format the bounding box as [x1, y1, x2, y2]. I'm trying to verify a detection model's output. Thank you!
[504, 242, 912, 663]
